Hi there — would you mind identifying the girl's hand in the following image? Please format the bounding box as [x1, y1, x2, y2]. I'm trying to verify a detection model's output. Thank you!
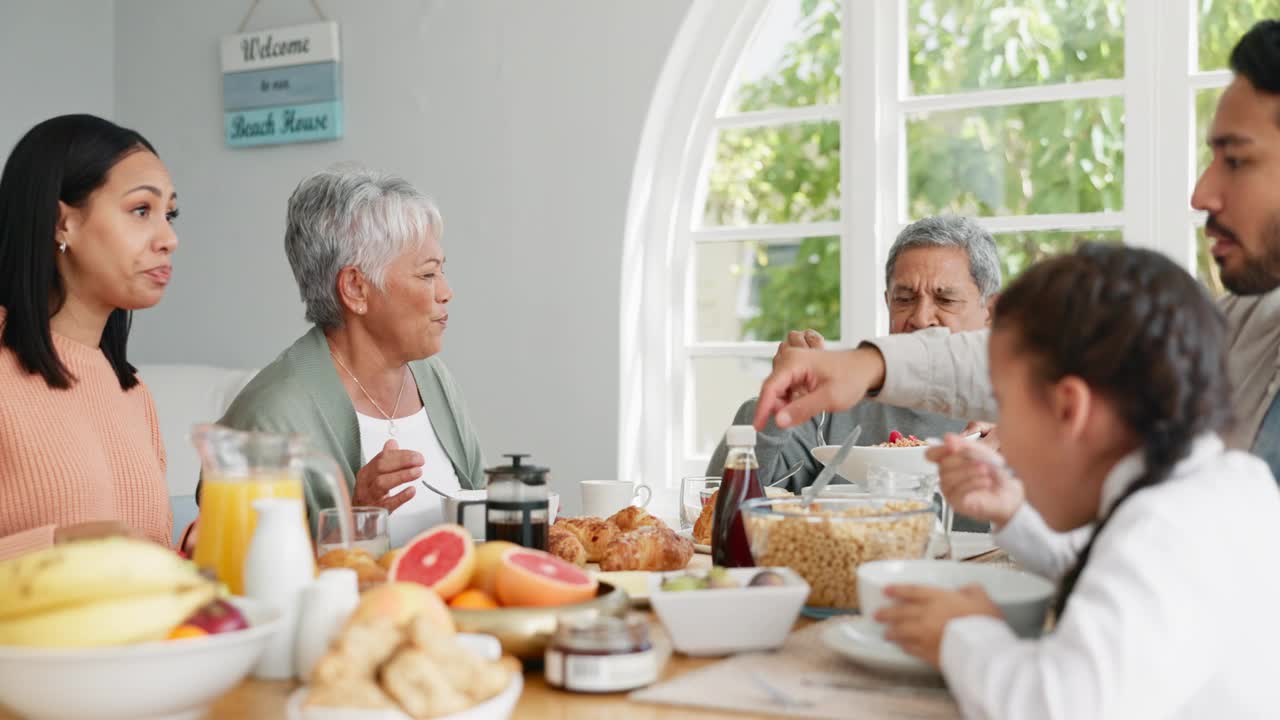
[926, 433, 1024, 527]
[875, 584, 1003, 667]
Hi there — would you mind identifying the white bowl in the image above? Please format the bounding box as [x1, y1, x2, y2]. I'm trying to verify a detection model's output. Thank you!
[287, 634, 521, 720]
[648, 567, 809, 656]
[858, 559, 1054, 637]
[0, 596, 281, 720]
[811, 443, 936, 483]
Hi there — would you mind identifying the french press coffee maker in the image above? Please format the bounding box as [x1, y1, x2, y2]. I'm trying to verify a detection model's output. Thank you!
[483, 454, 551, 550]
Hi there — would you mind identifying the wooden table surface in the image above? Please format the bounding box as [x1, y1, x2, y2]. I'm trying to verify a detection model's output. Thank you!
[202, 644, 789, 720]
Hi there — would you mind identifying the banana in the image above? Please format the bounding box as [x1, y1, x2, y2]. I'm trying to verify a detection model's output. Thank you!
[0, 582, 216, 647]
[0, 537, 204, 621]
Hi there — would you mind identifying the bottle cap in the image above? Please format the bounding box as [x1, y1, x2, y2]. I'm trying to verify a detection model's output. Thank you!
[725, 425, 756, 447]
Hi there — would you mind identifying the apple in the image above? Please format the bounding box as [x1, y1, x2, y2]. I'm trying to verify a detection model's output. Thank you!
[182, 599, 249, 634]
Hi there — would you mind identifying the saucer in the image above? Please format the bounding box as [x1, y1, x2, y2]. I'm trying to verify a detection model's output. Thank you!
[821, 617, 939, 678]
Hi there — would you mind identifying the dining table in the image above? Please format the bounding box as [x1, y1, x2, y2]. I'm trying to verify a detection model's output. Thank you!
[0, 531, 1007, 720]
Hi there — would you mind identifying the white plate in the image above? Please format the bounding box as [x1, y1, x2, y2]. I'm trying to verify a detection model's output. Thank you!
[286, 634, 521, 720]
[286, 674, 522, 720]
[675, 527, 711, 554]
[932, 531, 997, 560]
[821, 618, 938, 678]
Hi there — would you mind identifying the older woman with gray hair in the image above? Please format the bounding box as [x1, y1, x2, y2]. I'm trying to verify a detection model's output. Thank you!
[209, 167, 484, 547]
[706, 215, 999, 529]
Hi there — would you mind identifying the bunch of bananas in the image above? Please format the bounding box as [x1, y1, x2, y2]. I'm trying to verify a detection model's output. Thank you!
[0, 537, 217, 647]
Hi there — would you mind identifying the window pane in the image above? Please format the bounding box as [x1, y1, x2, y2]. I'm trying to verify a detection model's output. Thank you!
[907, 97, 1125, 218]
[907, 0, 1124, 95]
[703, 121, 840, 227]
[690, 356, 772, 456]
[1198, 0, 1280, 71]
[1196, 226, 1227, 298]
[694, 238, 840, 342]
[994, 229, 1122, 282]
[721, 0, 841, 114]
[1196, 87, 1225, 178]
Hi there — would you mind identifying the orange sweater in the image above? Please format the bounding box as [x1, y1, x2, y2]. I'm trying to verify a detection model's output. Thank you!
[0, 309, 171, 560]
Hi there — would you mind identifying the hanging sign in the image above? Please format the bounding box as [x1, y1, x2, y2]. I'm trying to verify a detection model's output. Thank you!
[220, 21, 343, 148]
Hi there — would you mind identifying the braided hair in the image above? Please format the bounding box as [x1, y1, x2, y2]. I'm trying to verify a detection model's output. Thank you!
[992, 244, 1233, 617]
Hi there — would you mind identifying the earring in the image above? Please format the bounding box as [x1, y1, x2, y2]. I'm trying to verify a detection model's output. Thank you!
[58, 242, 67, 254]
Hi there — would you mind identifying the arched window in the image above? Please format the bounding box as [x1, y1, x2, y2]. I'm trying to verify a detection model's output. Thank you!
[621, 0, 1274, 510]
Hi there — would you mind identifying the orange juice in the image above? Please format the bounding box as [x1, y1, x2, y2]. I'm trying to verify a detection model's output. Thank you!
[194, 473, 306, 594]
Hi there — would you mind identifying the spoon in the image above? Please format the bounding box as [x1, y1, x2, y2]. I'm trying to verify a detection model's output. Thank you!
[802, 425, 862, 509]
[769, 461, 805, 488]
[749, 671, 814, 709]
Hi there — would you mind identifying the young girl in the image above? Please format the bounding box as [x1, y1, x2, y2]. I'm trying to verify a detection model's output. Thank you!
[872, 244, 1280, 718]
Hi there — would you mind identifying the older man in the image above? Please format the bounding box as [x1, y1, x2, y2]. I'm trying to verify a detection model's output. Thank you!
[705, 215, 1000, 497]
[752, 20, 1280, 483]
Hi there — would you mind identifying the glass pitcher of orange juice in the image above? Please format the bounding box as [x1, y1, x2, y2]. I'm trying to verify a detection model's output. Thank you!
[191, 424, 352, 595]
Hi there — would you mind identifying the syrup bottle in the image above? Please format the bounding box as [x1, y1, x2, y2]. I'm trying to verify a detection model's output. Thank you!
[711, 425, 763, 567]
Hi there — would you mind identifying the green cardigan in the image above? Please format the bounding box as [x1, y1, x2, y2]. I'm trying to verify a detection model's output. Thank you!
[207, 326, 485, 523]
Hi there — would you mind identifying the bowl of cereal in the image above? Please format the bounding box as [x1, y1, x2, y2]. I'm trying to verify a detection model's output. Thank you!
[811, 431, 935, 484]
[741, 497, 935, 615]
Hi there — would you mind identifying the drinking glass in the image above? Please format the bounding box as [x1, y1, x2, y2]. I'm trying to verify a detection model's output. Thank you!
[679, 476, 720, 530]
[317, 506, 389, 558]
[867, 465, 951, 558]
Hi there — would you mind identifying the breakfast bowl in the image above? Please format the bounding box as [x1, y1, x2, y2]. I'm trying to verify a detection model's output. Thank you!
[811, 442, 935, 484]
[648, 567, 809, 656]
[449, 582, 629, 660]
[741, 497, 934, 613]
[857, 559, 1054, 637]
[0, 596, 281, 720]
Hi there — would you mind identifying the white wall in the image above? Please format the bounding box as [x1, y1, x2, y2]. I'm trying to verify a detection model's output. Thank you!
[112, 0, 692, 514]
[0, 1, 114, 154]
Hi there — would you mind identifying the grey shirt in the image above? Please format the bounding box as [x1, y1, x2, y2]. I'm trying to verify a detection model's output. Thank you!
[704, 398, 986, 531]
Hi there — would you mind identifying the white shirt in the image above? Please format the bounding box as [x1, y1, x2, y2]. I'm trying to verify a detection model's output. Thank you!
[940, 435, 1280, 720]
[356, 408, 460, 548]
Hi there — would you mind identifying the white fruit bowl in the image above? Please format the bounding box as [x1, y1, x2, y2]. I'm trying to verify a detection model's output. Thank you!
[648, 567, 809, 656]
[0, 596, 280, 720]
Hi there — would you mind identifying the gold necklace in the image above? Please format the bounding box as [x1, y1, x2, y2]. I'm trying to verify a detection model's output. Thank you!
[330, 350, 409, 437]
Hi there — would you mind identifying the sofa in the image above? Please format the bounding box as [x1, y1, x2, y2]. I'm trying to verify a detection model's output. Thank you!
[136, 364, 259, 545]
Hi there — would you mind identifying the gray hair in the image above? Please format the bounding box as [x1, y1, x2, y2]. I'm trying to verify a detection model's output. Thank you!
[884, 215, 1001, 300]
[284, 166, 443, 329]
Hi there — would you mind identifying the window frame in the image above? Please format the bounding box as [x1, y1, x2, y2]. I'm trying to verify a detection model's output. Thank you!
[621, 0, 1231, 502]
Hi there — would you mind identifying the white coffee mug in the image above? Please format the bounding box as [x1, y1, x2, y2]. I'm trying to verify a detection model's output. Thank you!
[440, 490, 559, 540]
[580, 480, 651, 518]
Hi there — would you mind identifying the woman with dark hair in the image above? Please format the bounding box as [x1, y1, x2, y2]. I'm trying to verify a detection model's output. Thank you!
[763, 245, 1280, 717]
[0, 114, 179, 560]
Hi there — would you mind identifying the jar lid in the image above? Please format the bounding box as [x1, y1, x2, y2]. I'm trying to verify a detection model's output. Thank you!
[484, 454, 549, 485]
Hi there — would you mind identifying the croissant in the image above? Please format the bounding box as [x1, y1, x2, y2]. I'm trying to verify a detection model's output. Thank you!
[599, 525, 694, 572]
[548, 525, 587, 567]
[553, 517, 619, 562]
[608, 506, 664, 533]
[693, 490, 717, 546]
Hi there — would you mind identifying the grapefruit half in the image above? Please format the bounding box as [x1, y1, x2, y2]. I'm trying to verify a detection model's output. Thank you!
[494, 547, 599, 607]
[389, 524, 475, 600]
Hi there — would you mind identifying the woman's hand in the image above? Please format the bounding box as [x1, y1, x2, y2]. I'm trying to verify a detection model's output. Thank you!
[753, 346, 886, 430]
[55, 520, 143, 544]
[926, 433, 1024, 528]
[353, 439, 425, 512]
[876, 584, 1003, 667]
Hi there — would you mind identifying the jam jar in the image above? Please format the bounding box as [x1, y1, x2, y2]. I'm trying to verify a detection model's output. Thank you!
[545, 612, 660, 693]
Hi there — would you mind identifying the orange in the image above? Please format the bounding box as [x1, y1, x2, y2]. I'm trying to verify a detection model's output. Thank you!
[448, 589, 500, 610]
[495, 547, 598, 607]
[378, 548, 403, 572]
[469, 541, 518, 596]
[166, 624, 208, 640]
